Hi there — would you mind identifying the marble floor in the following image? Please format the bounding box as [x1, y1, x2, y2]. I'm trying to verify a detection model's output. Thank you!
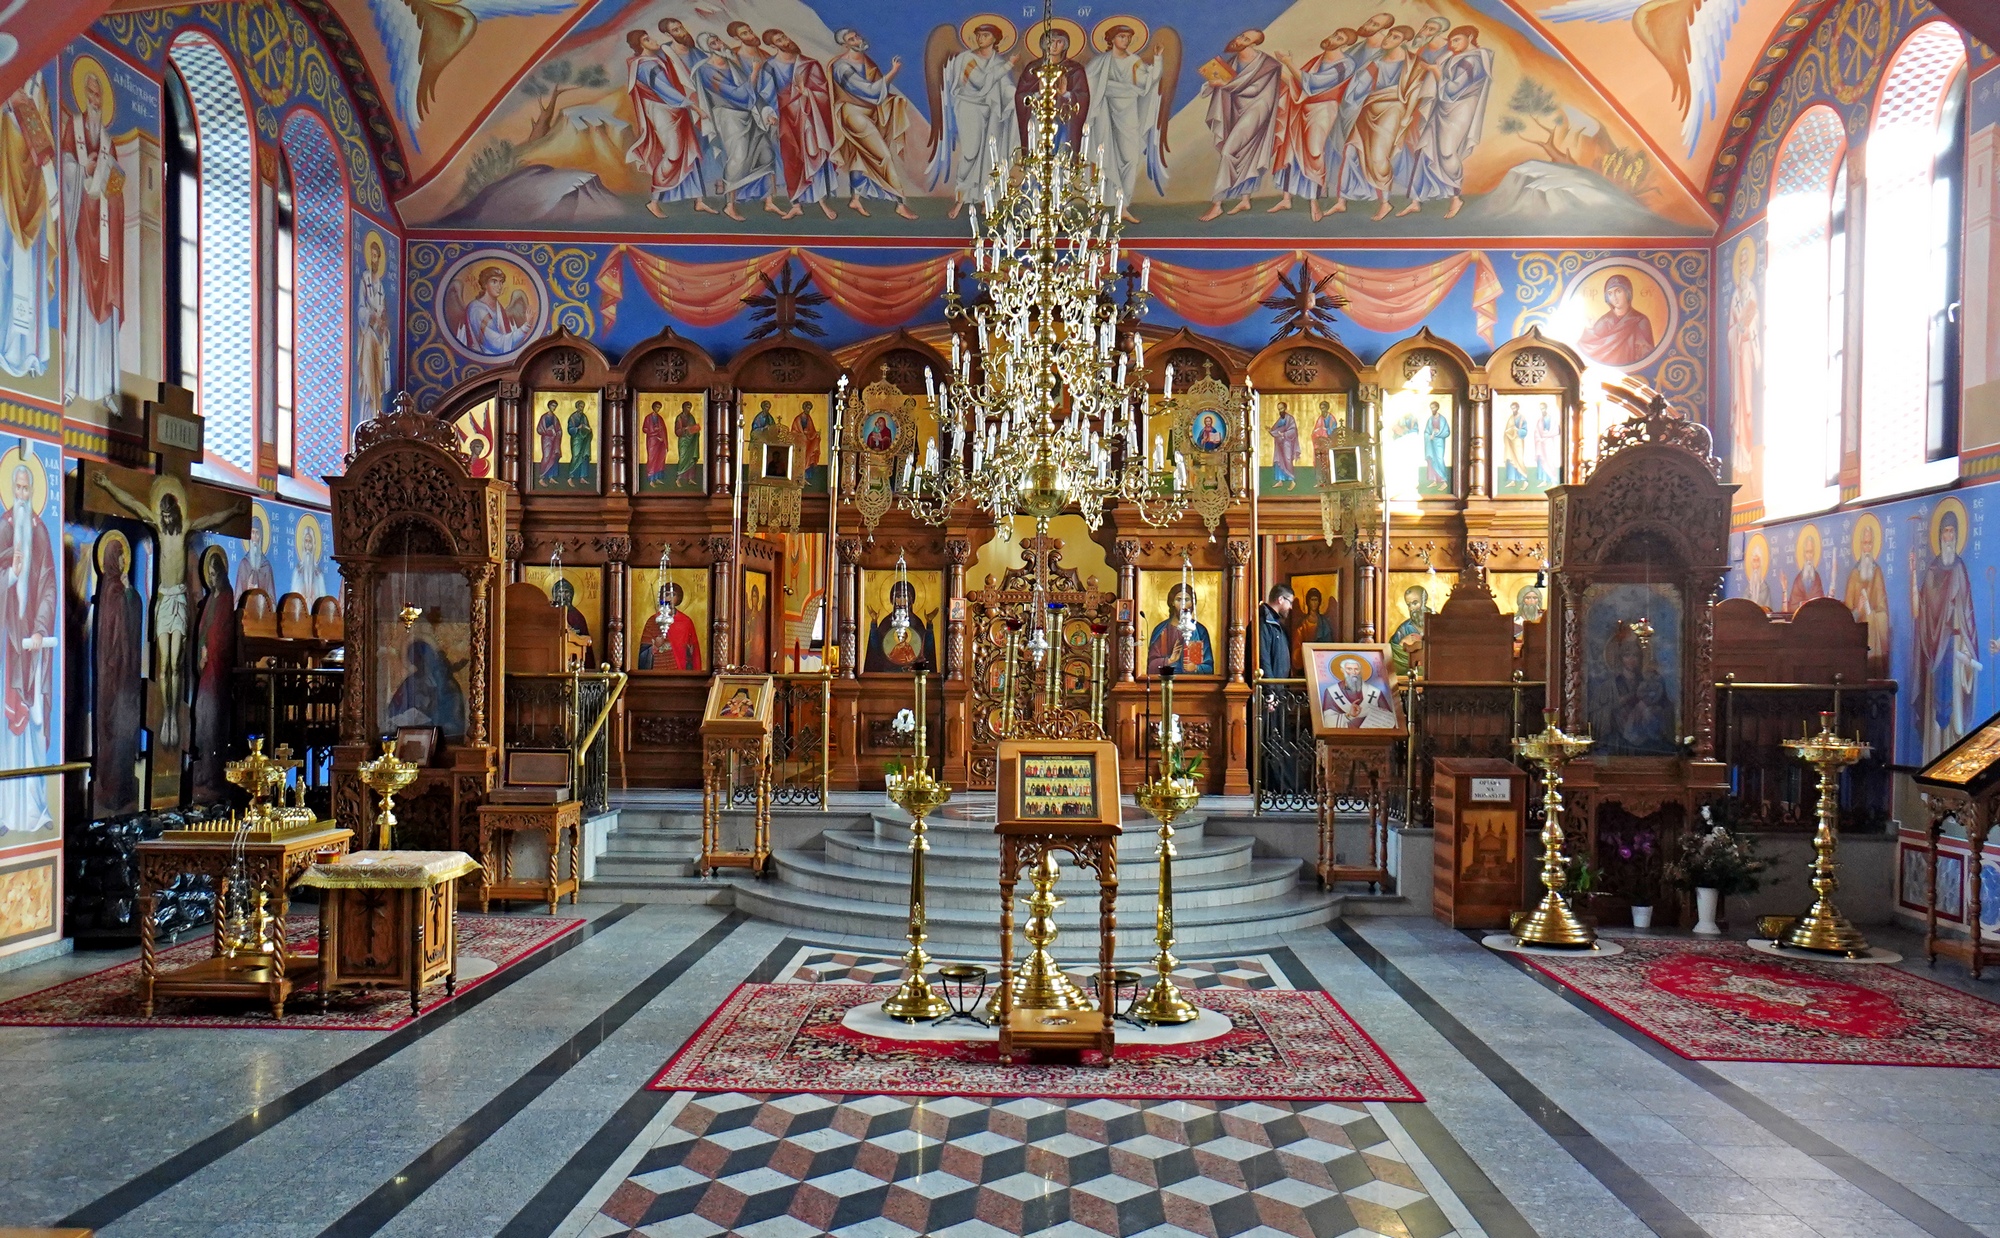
[3, 908, 1999, 1238]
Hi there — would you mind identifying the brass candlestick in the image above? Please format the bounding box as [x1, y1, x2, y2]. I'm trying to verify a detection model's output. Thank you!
[1779, 711, 1871, 957]
[1512, 709, 1597, 948]
[1133, 666, 1200, 1024]
[882, 666, 953, 1022]
[358, 739, 419, 850]
[1007, 849, 1093, 1011]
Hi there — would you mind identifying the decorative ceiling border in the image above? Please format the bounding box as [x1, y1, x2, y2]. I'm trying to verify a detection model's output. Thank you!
[1704, 0, 1838, 214]
[288, 0, 408, 193]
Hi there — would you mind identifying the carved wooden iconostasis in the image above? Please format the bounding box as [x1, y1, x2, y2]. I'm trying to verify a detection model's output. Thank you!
[415, 317, 1586, 797]
[329, 404, 510, 852]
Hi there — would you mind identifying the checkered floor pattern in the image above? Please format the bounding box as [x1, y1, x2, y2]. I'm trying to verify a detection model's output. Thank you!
[577, 1092, 1459, 1238]
[775, 949, 1290, 993]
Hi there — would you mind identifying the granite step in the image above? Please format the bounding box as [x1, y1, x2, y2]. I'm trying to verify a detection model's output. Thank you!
[768, 848, 1310, 913]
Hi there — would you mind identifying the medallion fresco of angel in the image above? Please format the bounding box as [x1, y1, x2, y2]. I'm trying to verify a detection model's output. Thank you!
[443, 260, 538, 359]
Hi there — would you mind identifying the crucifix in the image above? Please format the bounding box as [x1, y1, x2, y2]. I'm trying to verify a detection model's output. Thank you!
[81, 383, 250, 804]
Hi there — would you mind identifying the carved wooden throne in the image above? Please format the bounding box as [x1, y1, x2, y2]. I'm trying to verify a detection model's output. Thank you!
[1547, 393, 1736, 865]
[331, 398, 511, 851]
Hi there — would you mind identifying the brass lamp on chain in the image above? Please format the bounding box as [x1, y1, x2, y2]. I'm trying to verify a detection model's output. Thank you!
[1133, 664, 1200, 1024]
[358, 739, 420, 850]
[882, 660, 953, 1021]
[1777, 711, 1872, 957]
[1512, 709, 1598, 948]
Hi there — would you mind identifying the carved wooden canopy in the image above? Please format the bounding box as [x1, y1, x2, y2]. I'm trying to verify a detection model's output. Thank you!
[334, 402, 507, 565]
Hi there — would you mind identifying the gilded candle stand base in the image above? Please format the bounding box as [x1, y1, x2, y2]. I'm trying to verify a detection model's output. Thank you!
[1778, 712, 1872, 958]
[1131, 776, 1201, 1025]
[882, 769, 953, 1022]
[1512, 711, 1598, 951]
[1003, 851, 1094, 1013]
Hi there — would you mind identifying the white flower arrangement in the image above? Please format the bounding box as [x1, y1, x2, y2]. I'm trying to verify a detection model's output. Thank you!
[891, 709, 917, 736]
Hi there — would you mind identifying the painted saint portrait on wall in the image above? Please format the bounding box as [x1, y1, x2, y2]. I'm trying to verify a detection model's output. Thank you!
[1140, 571, 1221, 676]
[632, 567, 708, 672]
[439, 252, 546, 362]
[528, 390, 602, 494]
[862, 569, 940, 673]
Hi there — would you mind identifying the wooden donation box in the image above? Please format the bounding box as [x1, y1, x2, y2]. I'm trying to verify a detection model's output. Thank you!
[1914, 709, 2000, 978]
[135, 825, 353, 1019]
[1431, 758, 1529, 927]
[994, 738, 1122, 1061]
[700, 673, 775, 875]
[297, 850, 484, 1016]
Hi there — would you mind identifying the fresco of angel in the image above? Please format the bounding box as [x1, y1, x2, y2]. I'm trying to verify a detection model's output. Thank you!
[1080, 17, 1178, 221]
[923, 16, 1019, 217]
[444, 260, 537, 358]
[366, 0, 581, 144]
[1537, 0, 1748, 156]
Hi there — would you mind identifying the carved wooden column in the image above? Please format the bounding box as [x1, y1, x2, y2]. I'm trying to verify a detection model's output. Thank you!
[1225, 538, 1251, 682]
[1111, 538, 1139, 682]
[1258, 533, 1278, 603]
[1691, 570, 1720, 760]
[605, 382, 630, 495]
[706, 535, 735, 670]
[498, 380, 524, 489]
[464, 562, 493, 748]
[712, 381, 734, 496]
[944, 537, 969, 681]
[602, 536, 631, 670]
[340, 566, 375, 744]
[504, 532, 524, 584]
[1354, 537, 1380, 642]
[1468, 383, 1491, 499]
[837, 536, 862, 679]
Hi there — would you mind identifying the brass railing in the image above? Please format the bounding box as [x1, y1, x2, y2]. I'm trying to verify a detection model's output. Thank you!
[735, 672, 832, 808]
[503, 670, 627, 817]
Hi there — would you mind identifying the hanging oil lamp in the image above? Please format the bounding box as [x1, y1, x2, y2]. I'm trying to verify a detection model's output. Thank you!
[548, 542, 566, 609]
[654, 543, 675, 633]
[1176, 553, 1197, 643]
[397, 525, 422, 629]
[890, 550, 912, 639]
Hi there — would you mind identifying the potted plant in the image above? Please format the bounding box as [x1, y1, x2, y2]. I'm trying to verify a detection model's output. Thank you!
[1666, 807, 1773, 934]
[1600, 825, 1663, 927]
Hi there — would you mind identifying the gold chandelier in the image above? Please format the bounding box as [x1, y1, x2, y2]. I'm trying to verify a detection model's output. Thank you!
[899, 10, 1223, 539]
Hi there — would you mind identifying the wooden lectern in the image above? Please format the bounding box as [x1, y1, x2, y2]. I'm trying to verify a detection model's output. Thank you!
[993, 738, 1122, 1061]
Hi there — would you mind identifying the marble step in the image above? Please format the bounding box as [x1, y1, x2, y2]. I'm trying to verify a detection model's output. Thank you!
[593, 855, 704, 880]
[730, 876, 1341, 950]
[577, 878, 736, 905]
[868, 813, 1209, 855]
[824, 828, 1255, 881]
[769, 848, 1308, 914]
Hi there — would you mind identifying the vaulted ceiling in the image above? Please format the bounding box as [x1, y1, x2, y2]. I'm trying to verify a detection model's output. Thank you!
[7, 0, 1993, 239]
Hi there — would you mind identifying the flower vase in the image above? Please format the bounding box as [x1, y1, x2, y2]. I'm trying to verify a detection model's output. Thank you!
[1692, 887, 1722, 935]
[1630, 905, 1654, 929]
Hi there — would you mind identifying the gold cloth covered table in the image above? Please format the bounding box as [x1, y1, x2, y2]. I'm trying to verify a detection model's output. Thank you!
[298, 850, 485, 1016]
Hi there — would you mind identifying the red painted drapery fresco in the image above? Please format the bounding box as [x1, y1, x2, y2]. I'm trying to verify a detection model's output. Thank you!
[598, 246, 1502, 343]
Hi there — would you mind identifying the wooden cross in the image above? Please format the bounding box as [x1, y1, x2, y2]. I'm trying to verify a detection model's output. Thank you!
[80, 382, 252, 804]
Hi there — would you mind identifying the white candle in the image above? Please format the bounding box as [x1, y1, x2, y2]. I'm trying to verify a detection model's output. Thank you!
[1141, 258, 1151, 291]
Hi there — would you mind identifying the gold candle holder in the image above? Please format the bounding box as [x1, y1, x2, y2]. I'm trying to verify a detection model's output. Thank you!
[1778, 711, 1871, 957]
[358, 739, 420, 850]
[1005, 850, 1093, 1012]
[1000, 622, 1021, 738]
[1133, 666, 1201, 1024]
[882, 666, 953, 1022]
[1089, 625, 1109, 734]
[1512, 709, 1597, 949]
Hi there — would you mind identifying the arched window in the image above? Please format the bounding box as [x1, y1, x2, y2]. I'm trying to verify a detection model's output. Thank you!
[1860, 21, 1967, 497]
[1761, 106, 1845, 519]
[167, 32, 254, 477]
[279, 112, 349, 484]
[163, 67, 199, 394]
[272, 152, 295, 473]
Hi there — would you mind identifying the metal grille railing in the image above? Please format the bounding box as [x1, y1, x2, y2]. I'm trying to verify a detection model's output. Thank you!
[232, 667, 342, 795]
[503, 670, 626, 817]
[735, 672, 831, 808]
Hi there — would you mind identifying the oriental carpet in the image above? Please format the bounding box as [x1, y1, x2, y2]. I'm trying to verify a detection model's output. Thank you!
[650, 982, 1423, 1102]
[0, 913, 583, 1031]
[1525, 936, 2000, 1066]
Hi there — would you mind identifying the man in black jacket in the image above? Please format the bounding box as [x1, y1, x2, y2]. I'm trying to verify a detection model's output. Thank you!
[1258, 584, 1297, 794]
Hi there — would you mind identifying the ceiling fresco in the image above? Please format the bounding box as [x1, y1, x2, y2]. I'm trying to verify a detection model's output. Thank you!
[329, 0, 1735, 237]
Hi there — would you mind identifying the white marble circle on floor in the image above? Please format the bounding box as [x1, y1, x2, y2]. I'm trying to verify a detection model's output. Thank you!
[842, 997, 1233, 1045]
[1481, 934, 1626, 958]
[1745, 938, 1903, 964]
[456, 955, 499, 981]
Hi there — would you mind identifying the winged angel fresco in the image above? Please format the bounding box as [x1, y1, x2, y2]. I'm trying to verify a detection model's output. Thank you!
[1538, 0, 1747, 156]
[922, 15, 1179, 222]
[367, 0, 582, 143]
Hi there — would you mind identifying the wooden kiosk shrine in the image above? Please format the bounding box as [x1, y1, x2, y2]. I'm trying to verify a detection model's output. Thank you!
[330, 399, 512, 857]
[1546, 392, 1734, 890]
[1914, 711, 2000, 978]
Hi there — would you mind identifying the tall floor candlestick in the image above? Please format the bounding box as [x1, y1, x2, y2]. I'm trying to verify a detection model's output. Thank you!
[1512, 710, 1596, 949]
[1779, 711, 1871, 957]
[882, 665, 953, 1020]
[1133, 665, 1201, 1023]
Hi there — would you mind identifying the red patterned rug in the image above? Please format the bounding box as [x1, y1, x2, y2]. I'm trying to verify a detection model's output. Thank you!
[0, 914, 583, 1031]
[1525, 937, 2000, 1067]
[650, 982, 1423, 1102]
